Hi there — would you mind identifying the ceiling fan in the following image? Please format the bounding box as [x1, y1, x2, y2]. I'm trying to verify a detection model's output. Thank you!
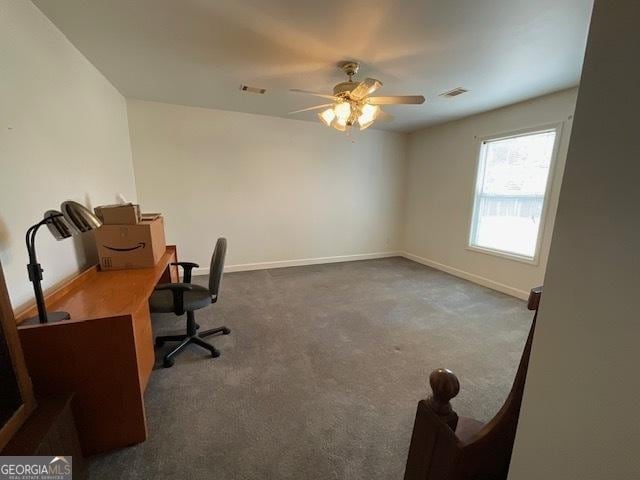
[289, 61, 425, 132]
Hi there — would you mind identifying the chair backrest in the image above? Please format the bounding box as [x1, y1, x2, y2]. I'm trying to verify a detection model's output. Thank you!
[208, 238, 227, 299]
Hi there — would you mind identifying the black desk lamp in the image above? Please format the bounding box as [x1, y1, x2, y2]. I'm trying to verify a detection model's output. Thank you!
[25, 201, 102, 324]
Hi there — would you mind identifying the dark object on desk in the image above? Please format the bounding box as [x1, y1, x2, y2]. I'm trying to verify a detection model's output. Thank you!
[25, 201, 102, 324]
[150, 237, 231, 368]
[403, 287, 542, 480]
[1, 394, 87, 479]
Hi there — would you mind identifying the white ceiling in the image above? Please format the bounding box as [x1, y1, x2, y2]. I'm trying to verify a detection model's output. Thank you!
[33, 0, 593, 132]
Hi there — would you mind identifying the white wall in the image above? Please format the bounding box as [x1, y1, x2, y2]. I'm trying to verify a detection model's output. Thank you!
[127, 100, 407, 272]
[0, 0, 136, 309]
[0, 1, 586, 311]
[403, 89, 578, 299]
[509, 1, 640, 478]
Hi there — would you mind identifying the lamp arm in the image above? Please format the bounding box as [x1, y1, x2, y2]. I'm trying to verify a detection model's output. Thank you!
[26, 222, 42, 263]
[25, 215, 58, 263]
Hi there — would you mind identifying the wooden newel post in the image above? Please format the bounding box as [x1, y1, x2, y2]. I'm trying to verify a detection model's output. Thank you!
[405, 288, 543, 480]
[528, 286, 542, 312]
[425, 368, 460, 431]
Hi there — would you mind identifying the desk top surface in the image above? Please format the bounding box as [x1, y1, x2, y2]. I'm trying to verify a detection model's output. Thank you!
[17, 246, 176, 327]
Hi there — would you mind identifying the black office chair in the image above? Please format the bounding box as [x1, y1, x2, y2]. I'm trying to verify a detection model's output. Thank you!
[149, 237, 230, 367]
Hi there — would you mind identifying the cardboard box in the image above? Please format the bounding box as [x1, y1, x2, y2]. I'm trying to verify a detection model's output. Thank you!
[140, 213, 161, 222]
[95, 217, 166, 270]
[94, 204, 141, 225]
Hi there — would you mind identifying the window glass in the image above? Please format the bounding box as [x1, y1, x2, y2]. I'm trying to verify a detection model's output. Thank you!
[469, 129, 557, 260]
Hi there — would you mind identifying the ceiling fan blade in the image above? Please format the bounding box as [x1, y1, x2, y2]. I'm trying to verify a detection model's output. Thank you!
[367, 95, 425, 105]
[290, 89, 338, 100]
[288, 104, 333, 115]
[349, 78, 383, 100]
[377, 110, 395, 123]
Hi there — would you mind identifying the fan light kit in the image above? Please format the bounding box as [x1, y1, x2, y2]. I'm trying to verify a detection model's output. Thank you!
[289, 61, 425, 132]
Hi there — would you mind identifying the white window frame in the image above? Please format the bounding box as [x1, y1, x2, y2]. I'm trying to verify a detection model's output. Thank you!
[466, 122, 564, 265]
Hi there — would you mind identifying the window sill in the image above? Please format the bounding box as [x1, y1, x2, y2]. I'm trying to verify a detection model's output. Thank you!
[466, 245, 540, 266]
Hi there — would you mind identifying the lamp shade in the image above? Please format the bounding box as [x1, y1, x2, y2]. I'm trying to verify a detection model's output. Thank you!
[44, 210, 73, 240]
[60, 201, 102, 233]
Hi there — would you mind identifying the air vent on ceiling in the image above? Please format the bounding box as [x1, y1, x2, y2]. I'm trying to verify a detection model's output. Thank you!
[239, 85, 266, 94]
[439, 87, 469, 98]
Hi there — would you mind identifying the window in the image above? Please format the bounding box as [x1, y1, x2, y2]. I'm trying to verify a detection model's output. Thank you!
[468, 126, 560, 262]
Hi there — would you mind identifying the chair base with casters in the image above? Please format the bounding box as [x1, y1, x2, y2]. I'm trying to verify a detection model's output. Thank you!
[155, 310, 230, 368]
[149, 238, 231, 368]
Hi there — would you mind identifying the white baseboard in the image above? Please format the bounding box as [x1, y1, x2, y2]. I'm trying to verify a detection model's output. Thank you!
[400, 251, 530, 300]
[189, 249, 528, 300]
[190, 251, 402, 277]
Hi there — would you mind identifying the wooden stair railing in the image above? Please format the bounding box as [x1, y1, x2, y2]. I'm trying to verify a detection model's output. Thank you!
[403, 287, 542, 480]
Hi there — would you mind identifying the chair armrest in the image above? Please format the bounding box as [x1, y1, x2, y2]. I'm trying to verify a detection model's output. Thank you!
[171, 262, 200, 283]
[155, 283, 193, 314]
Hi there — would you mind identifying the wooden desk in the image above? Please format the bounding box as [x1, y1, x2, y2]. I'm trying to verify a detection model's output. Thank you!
[15, 246, 178, 455]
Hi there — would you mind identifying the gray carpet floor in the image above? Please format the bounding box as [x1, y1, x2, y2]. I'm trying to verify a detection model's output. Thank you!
[89, 257, 532, 480]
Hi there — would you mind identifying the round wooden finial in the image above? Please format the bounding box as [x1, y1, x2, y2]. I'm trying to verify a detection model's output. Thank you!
[427, 368, 460, 415]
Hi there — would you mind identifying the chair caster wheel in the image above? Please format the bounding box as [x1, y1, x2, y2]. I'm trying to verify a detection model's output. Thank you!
[163, 357, 175, 368]
[196, 323, 201, 330]
[211, 350, 221, 358]
[222, 327, 231, 335]
[155, 338, 165, 348]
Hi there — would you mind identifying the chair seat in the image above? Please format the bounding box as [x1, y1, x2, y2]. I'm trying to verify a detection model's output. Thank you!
[149, 284, 215, 313]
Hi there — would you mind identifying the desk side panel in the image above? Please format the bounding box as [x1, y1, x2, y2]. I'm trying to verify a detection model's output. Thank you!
[159, 246, 179, 283]
[133, 303, 155, 392]
[18, 316, 147, 455]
